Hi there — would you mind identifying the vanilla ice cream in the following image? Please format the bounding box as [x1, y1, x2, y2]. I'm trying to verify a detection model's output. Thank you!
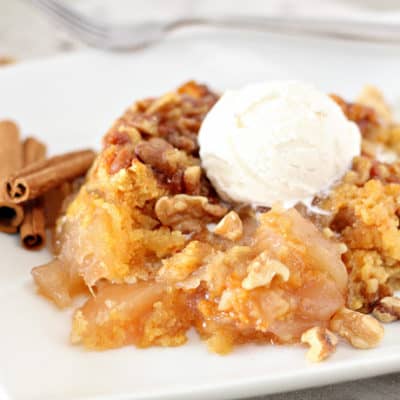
[199, 81, 361, 208]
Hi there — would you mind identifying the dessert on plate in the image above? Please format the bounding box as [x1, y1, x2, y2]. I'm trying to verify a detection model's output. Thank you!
[31, 80, 400, 361]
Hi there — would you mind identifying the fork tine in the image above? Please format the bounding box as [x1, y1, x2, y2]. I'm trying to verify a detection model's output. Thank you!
[30, 0, 166, 50]
[33, 0, 107, 34]
[31, 0, 109, 47]
[31, 0, 108, 45]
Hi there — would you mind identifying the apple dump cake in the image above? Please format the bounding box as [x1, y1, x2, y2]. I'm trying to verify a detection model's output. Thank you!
[29, 81, 400, 361]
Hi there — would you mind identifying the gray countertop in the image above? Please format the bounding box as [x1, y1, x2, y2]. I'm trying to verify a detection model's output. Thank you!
[1, 1, 399, 399]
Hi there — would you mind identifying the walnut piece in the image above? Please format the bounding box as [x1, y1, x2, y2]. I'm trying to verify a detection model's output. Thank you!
[158, 241, 210, 283]
[155, 194, 228, 233]
[329, 307, 384, 349]
[214, 211, 243, 241]
[372, 296, 400, 323]
[218, 289, 236, 312]
[242, 252, 290, 290]
[183, 166, 201, 195]
[301, 327, 338, 362]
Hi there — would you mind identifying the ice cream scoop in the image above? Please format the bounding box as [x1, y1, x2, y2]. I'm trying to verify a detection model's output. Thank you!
[198, 81, 361, 208]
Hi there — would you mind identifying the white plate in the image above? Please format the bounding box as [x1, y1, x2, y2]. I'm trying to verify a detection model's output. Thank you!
[0, 28, 400, 400]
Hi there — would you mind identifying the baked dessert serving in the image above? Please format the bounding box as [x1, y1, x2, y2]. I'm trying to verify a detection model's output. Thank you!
[31, 81, 400, 361]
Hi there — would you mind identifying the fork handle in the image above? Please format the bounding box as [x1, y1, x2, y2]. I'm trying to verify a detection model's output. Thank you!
[168, 15, 400, 42]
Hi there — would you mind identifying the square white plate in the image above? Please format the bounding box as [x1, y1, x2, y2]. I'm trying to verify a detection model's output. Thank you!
[0, 28, 400, 400]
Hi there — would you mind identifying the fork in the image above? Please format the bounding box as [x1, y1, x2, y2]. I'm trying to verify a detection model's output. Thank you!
[30, 0, 400, 50]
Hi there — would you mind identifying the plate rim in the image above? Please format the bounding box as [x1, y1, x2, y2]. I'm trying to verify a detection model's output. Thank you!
[1, 36, 400, 400]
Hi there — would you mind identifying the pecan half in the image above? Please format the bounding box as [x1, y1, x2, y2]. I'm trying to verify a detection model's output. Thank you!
[165, 130, 198, 154]
[155, 194, 228, 233]
[135, 137, 176, 174]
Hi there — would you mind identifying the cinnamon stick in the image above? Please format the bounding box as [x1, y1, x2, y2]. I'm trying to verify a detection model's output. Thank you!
[20, 137, 47, 250]
[23, 137, 46, 165]
[44, 181, 72, 229]
[0, 120, 24, 233]
[20, 199, 46, 250]
[6, 149, 95, 204]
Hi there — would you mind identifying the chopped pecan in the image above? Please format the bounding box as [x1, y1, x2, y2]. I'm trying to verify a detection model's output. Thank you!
[165, 130, 198, 154]
[177, 117, 202, 135]
[130, 114, 159, 136]
[370, 160, 400, 184]
[329, 307, 384, 349]
[104, 131, 131, 146]
[372, 296, 400, 323]
[135, 138, 176, 174]
[351, 156, 373, 185]
[104, 125, 142, 148]
[135, 138, 196, 194]
[370, 161, 390, 180]
[145, 92, 179, 115]
[118, 125, 142, 143]
[330, 94, 379, 137]
[163, 148, 195, 173]
[214, 211, 243, 241]
[330, 206, 356, 233]
[242, 253, 290, 290]
[135, 97, 155, 113]
[178, 81, 219, 113]
[155, 194, 228, 233]
[108, 146, 135, 175]
[178, 81, 214, 99]
[102, 81, 218, 192]
[301, 327, 338, 362]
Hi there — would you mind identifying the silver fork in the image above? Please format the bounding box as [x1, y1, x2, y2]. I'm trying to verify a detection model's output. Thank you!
[30, 0, 400, 50]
